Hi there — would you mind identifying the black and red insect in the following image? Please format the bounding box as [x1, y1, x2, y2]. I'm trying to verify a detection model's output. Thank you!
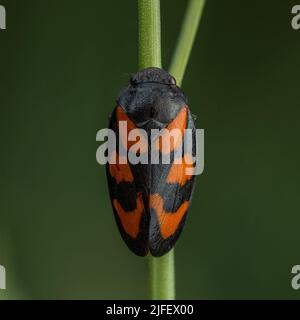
[106, 67, 197, 257]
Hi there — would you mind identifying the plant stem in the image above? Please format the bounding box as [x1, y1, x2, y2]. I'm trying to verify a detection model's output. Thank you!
[149, 250, 175, 300]
[169, 0, 206, 86]
[138, 0, 161, 69]
[138, 0, 205, 300]
[139, 0, 175, 300]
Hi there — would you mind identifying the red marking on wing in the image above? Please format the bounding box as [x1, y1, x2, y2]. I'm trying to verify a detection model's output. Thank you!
[154, 107, 187, 154]
[108, 150, 134, 184]
[113, 193, 144, 239]
[150, 194, 189, 239]
[167, 154, 194, 186]
[116, 106, 148, 153]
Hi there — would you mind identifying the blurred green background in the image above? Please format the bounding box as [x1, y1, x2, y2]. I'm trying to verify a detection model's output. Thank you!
[0, 0, 300, 299]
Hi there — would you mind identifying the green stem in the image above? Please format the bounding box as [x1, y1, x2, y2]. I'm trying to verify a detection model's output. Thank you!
[138, 0, 161, 69]
[138, 0, 205, 300]
[139, 0, 174, 300]
[169, 0, 206, 87]
[149, 251, 175, 300]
